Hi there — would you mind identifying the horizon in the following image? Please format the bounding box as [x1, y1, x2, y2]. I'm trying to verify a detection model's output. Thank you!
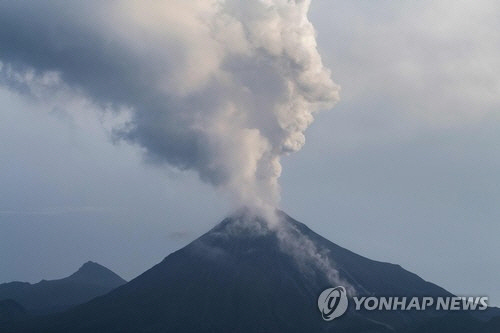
[1, 208, 497, 307]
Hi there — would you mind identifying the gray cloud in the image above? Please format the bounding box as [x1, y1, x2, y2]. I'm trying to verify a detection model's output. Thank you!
[0, 0, 338, 214]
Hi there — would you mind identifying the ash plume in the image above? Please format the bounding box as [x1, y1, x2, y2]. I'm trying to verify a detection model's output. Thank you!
[0, 0, 338, 213]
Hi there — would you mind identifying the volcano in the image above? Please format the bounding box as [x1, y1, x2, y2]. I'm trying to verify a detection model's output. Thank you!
[1, 210, 498, 332]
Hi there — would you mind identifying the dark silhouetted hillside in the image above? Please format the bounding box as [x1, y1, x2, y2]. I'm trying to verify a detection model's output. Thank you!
[0, 261, 126, 315]
[0, 211, 495, 332]
[0, 299, 27, 322]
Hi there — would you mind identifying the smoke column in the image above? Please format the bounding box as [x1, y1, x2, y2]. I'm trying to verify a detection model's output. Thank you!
[0, 0, 338, 214]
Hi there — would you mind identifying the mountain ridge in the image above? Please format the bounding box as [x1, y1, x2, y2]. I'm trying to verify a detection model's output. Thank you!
[0, 210, 497, 332]
[0, 261, 126, 316]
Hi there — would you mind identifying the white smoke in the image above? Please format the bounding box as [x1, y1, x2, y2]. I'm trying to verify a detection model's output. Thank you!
[215, 208, 356, 292]
[274, 221, 356, 293]
[0, 0, 338, 212]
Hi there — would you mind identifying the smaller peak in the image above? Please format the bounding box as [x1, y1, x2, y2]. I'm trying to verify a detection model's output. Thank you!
[75, 261, 106, 273]
[81, 260, 99, 268]
[68, 261, 126, 286]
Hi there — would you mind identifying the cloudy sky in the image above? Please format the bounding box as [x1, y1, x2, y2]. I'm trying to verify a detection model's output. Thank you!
[1, 0, 499, 305]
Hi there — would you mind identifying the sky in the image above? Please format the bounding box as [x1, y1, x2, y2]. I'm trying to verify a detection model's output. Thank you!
[1, 0, 499, 305]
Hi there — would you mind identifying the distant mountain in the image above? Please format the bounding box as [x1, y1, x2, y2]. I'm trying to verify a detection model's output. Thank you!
[0, 261, 126, 315]
[0, 211, 495, 332]
[0, 299, 27, 323]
